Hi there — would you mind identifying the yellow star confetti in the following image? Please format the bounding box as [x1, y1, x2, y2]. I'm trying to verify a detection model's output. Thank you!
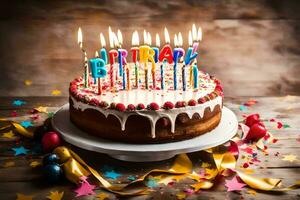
[247, 189, 257, 195]
[34, 106, 48, 113]
[3, 161, 15, 168]
[47, 191, 64, 200]
[96, 192, 110, 200]
[176, 192, 186, 200]
[16, 193, 33, 200]
[51, 90, 61, 96]
[24, 80, 32, 86]
[30, 161, 41, 168]
[2, 130, 15, 139]
[282, 154, 298, 162]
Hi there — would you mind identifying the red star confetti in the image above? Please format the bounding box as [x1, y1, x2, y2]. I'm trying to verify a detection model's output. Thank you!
[225, 176, 246, 192]
[74, 180, 96, 197]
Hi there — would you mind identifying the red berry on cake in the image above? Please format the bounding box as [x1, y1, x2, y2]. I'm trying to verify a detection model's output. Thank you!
[198, 97, 206, 104]
[89, 98, 99, 106]
[110, 102, 116, 109]
[99, 101, 108, 108]
[175, 101, 186, 108]
[148, 102, 160, 110]
[127, 104, 136, 111]
[208, 93, 216, 100]
[188, 99, 197, 106]
[116, 103, 126, 112]
[136, 103, 145, 110]
[215, 85, 223, 92]
[163, 101, 174, 110]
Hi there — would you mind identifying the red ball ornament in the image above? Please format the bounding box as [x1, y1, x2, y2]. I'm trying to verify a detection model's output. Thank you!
[245, 114, 260, 127]
[42, 132, 62, 152]
[244, 123, 267, 142]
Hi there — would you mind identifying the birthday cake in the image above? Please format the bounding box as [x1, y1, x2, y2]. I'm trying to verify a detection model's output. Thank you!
[69, 25, 224, 143]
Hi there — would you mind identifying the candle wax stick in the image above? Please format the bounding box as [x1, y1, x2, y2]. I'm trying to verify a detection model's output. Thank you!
[160, 60, 166, 90]
[189, 65, 193, 89]
[127, 66, 130, 90]
[145, 62, 148, 89]
[122, 65, 126, 90]
[182, 65, 186, 91]
[193, 64, 198, 89]
[152, 70, 156, 89]
[98, 78, 102, 95]
[135, 62, 139, 88]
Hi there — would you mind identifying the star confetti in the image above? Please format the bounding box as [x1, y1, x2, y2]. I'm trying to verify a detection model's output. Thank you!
[34, 106, 48, 113]
[12, 146, 29, 156]
[30, 161, 41, 168]
[146, 177, 158, 188]
[24, 80, 32, 86]
[13, 100, 26, 106]
[16, 193, 33, 200]
[239, 105, 247, 111]
[2, 130, 15, 139]
[225, 176, 246, 192]
[47, 191, 64, 200]
[51, 89, 62, 96]
[74, 181, 96, 197]
[20, 121, 33, 128]
[104, 170, 121, 180]
[282, 154, 298, 162]
[96, 192, 110, 200]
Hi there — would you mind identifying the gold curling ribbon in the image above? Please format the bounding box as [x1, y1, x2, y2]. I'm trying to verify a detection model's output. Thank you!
[0, 119, 33, 138]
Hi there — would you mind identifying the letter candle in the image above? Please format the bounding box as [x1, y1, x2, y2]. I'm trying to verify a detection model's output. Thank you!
[89, 53, 107, 95]
[159, 28, 173, 90]
[77, 27, 89, 88]
[131, 31, 139, 88]
[173, 33, 185, 90]
[108, 27, 118, 90]
[117, 30, 128, 90]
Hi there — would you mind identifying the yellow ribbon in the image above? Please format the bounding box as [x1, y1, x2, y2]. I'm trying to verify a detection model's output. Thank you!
[0, 119, 33, 138]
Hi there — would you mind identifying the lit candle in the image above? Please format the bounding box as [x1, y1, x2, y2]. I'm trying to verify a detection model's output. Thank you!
[173, 33, 185, 90]
[185, 30, 198, 88]
[89, 55, 107, 95]
[117, 30, 128, 90]
[193, 62, 198, 89]
[152, 33, 160, 63]
[108, 27, 118, 90]
[77, 27, 89, 88]
[126, 65, 130, 90]
[99, 33, 108, 64]
[148, 32, 156, 89]
[159, 28, 173, 90]
[131, 31, 139, 88]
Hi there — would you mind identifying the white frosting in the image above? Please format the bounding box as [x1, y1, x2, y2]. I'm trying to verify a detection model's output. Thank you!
[71, 96, 222, 138]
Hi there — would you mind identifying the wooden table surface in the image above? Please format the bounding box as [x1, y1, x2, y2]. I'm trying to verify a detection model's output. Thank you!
[0, 96, 299, 200]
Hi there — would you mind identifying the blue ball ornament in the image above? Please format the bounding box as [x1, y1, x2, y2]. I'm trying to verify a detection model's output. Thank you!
[43, 153, 59, 166]
[43, 164, 63, 183]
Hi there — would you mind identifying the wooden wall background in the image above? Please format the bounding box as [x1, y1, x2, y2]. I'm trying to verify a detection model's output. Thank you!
[0, 0, 299, 97]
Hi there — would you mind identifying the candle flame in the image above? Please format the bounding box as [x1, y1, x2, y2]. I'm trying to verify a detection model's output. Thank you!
[192, 24, 197, 42]
[78, 27, 83, 48]
[117, 29, 123, 46]
[174, 34, 178, 47]
[178, 32, 183, 46]
[147, 32, 152, 46]
[100, 33, 106, 48]
[197, 27, 202, 41]
[132, 31, 139, 46]
[113, 32, 119, 48]
[188, 31, 192, 46]
[95, 51, 99, 57]
[143, 30, 148, 45]
[164, 27, 170, 44]
[155, 33, 160, 47]
[108, 26, 114, 48]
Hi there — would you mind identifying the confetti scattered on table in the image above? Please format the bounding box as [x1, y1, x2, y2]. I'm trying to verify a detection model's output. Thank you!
[127, 175, 136, 181]
[34, 106, 48, 113]
[176, 192, 187, 199]
[239, 105, 247, 111]
[247, 189, 257, 195]
[20, 121, 33, 128]
[225, 176, 246, 192]
[16, 193, 33, 200]
[2, 130, 15, 139]
[24, 80, 32, 86]
[13, 100, 26, 106]
[74, 180, 96, 197]
[282, 154, 298, 162]
[30, 161, 41, 168]
[104, 170, 121, 180]
[12, 146, 29, 156]
[146, 177, 158, 188]
[47, 191, 64, 200]
[96, 192, 110, 200]
[51, 90, 62, 96]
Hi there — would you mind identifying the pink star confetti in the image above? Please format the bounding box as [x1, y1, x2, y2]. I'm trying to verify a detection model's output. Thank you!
[225, 176, 246, 192]
[74, 180, 96, 197]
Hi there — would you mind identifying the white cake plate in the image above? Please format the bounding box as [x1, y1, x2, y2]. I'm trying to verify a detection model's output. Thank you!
[52, 104, 238, 162]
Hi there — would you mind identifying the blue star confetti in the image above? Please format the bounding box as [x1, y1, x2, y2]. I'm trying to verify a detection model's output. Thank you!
[13, 100, 26, 106]
[104, 170, 121, 180]
[239, 105, 247, 111]
[20, 121, 33, 128]
[146, 178, 158, 188]
[12, 146, 29, 156]
[127, 175, 136, 181]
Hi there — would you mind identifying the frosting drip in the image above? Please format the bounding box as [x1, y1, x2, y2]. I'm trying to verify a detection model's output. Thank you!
[71, 96, 222, 138]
